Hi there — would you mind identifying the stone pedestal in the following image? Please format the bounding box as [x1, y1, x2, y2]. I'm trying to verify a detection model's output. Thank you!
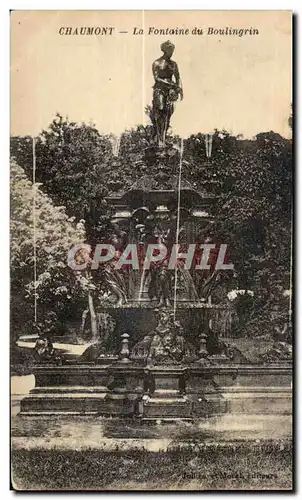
[185, 366, 227, 417]
[104, 364, 144, 416]
[140, 367, 192, 422]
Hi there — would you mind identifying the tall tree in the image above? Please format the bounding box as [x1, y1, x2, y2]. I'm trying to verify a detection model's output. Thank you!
[10, 160, 89, 340]
[11, 114, 114, 244]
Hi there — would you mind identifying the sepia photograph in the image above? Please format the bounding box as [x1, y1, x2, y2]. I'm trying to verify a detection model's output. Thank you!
[10, 10, 293, 491]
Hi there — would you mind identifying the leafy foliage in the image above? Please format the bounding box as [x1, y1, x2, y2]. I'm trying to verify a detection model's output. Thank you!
[11, 115, 114, 244]
[182, 130, 292, 337]
[10, 160, 88, 339]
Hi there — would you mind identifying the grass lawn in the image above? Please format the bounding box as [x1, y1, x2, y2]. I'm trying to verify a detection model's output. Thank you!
[11, 440, 292, 491]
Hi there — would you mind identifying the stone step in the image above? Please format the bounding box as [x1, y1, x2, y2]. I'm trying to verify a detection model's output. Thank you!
[140, 417, 193, 423]
[20, 393, 108, 415]
[141, 400, 190, 420]
[31, 386, 108, 394]
[146, 397, 187, 404]
[22, 392, 107, 398]
[152, 389, 182, 399]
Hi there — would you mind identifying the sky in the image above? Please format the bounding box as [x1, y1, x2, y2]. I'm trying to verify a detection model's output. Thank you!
[11, 10, 292, 139]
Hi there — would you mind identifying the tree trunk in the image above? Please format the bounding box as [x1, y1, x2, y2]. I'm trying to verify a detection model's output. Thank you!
[81, 308, 89, 337]
[88, 292, 98, 341]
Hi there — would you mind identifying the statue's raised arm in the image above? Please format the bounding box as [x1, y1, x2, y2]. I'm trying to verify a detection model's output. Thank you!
[150, 41, 183, 148]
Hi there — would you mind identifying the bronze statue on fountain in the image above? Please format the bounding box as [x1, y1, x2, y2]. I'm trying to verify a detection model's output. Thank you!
[150, 40, 183, 149]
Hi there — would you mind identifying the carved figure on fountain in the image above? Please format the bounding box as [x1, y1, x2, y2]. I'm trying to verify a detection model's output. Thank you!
[131, 309, 198, 365]
[147, 262, 172, 307]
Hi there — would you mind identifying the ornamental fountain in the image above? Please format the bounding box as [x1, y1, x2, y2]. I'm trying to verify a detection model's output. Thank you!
[19, 41, 291, 419]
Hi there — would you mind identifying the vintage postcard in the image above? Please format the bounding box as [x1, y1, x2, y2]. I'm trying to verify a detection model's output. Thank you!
[10, 10, 293, 491]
